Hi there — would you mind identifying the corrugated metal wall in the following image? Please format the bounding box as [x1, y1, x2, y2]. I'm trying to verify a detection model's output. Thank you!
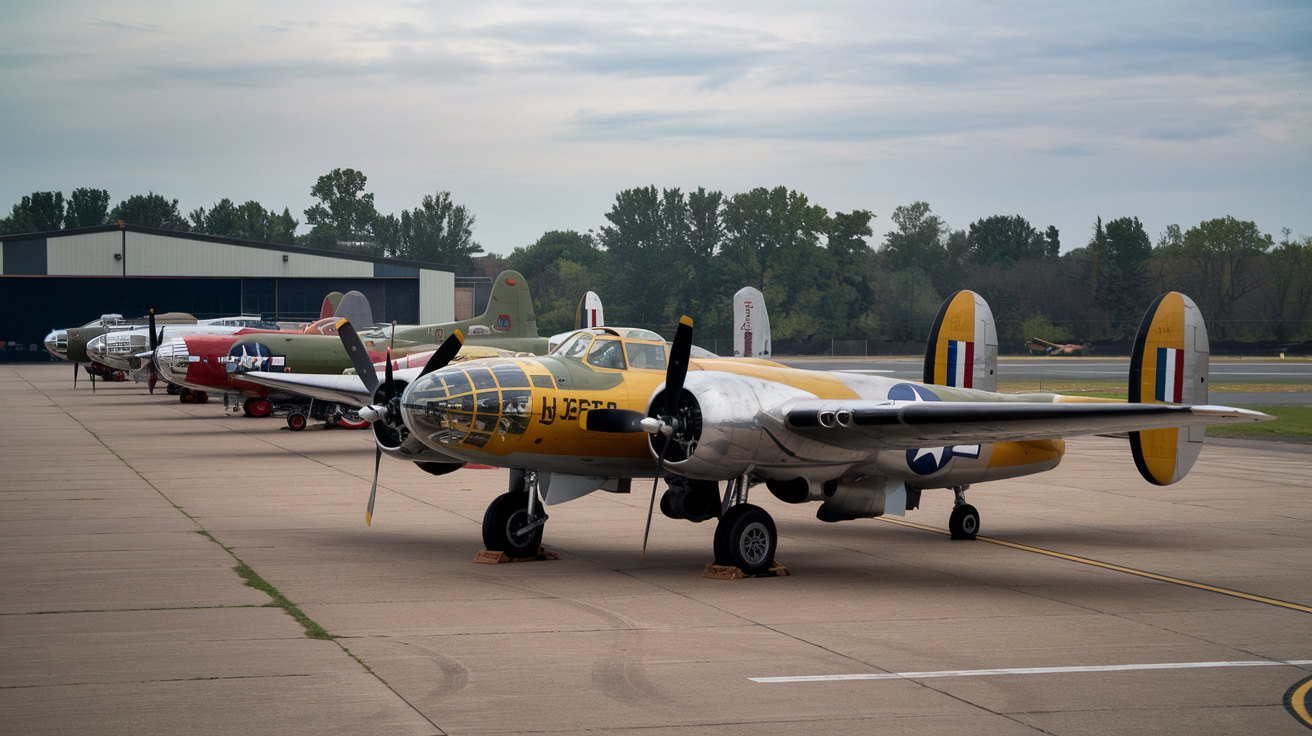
[125, 232, 374, 278]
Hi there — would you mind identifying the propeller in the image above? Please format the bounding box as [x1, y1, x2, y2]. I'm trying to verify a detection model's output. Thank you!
[641, 315, 694, 558]
[335, 317, 465, 525]
[73, 361, 79, 388]
[146, 310, 163, 394]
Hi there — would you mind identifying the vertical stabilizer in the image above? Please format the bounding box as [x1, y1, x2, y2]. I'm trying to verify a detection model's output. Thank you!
[1128, 292, 1209, 485]
[923, 290, 998, 392]
[320, 292, 345, 319]
[474, 271, 538, 338]
[574, 291, 604, 329]
[733, 287, 771, 358]
[333, 291, 374, 329]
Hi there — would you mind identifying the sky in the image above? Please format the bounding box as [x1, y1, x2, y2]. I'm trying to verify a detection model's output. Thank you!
[2, 0, 1309, 256]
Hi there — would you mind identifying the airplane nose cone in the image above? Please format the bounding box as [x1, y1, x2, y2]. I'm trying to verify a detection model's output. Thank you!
[44, 330, 68, 360]
[154, 338, 191, 384]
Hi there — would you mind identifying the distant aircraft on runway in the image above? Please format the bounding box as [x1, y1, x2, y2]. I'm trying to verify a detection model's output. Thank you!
[247, 287, 1273, 575]
[1026, 337, 1095, 356]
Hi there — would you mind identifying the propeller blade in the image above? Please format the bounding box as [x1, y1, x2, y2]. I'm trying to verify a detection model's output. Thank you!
[417, 330, 465, 379]
[583, 408, 647, 433]
[148, 310, 158, 351]
[366, 445, 381, 526]
[383, 348, 395, 403]
[91, 369, 96, 393]
[147, 371, 157, 394]
[335, 319, 380, 397]
[663, 316, 694, 416]
[641, 440, 672, 558]
[73, 361, 78, 388]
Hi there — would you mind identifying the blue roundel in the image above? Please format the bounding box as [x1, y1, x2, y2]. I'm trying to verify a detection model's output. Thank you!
[888, 383, 940, 402]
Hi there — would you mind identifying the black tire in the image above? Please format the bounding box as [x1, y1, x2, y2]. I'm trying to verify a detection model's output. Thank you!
[713, 504, 776, 575]
[166, 383, 180, 395]
[660, 490, 678, 520]
[481, 491, 543, 558]
[949, 504, 980, 540]
[195, 391, 209, 404]
[286, 413, 307, 431]
[179, 388, 194, 404]
[242, 398, 254, 416]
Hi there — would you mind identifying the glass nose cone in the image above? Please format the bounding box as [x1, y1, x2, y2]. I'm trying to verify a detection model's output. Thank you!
[44, 330, 68, 359]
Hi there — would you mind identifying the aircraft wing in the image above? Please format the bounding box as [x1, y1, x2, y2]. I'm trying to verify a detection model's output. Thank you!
[784, 400, 1272, 450]
[236, 372, 376, 406]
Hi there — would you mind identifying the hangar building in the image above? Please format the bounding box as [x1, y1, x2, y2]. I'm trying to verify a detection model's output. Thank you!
[0, 223, 457, 361]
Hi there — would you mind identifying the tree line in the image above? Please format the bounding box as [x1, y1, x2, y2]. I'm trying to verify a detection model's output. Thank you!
[0, 168, 484, 272]
[5, 177, 1307, 349]
[490, 187, 1311, 350]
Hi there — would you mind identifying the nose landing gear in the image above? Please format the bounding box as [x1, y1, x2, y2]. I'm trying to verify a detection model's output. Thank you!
[482, 470, 549, 559]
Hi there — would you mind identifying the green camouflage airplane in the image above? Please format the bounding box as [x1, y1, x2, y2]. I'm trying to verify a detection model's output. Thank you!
[152, 271, 550, 417]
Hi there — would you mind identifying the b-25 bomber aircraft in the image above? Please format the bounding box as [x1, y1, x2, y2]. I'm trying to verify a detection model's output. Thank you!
[246, 289, 1273, 575]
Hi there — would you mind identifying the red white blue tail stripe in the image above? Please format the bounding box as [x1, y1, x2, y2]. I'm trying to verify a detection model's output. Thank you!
[1155, 347, 1184, 402]
[946, 340, 974, 388]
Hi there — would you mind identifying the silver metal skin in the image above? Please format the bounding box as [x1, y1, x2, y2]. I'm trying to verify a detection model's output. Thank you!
[153, 338, 197, 389]
[655, 372, 868, 482]
[87, 332, 150, 371]
[44, 330, 68, 360]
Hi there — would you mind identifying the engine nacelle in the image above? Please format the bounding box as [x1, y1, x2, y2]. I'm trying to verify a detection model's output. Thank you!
[654, 372, 859, 481]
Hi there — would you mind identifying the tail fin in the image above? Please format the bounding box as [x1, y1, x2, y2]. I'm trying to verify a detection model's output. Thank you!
[574, 291, 604, 329]
[474, 271, 538, 337]
[924, 290, 998, 391]
[320, 292, 345, 319]
[333, 290, 374, 328]
[1128, 292, 1209, 485]
[733, 286, 771, 358]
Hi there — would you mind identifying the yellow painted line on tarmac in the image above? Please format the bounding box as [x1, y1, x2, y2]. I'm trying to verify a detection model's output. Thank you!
[878, 517, 1312, 615]
[1287, 675, 1312, 730]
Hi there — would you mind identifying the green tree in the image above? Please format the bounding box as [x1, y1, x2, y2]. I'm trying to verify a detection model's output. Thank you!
[0, 196, 38, 235]
[1261, 229, 1312, 341]
[721, 186, 829, 290]
[109, 192, 190, 231]
[1155, 216, 1273, 327]
[882, 202, 945, 271]
[191, 199, 299, 244]
[303, 168, 378, 249]
[506, 230, 602, 276]
[968, 214, 1054, 266]
[397, 191, 483, 271]
[28, 191, 64, 231]
[1099, 216, 1153, 325]
[65, 188, 111, 228]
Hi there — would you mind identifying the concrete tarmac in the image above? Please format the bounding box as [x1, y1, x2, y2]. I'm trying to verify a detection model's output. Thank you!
[3, 363, 1311, 735]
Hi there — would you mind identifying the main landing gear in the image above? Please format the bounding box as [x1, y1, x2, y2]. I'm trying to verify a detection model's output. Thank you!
[712, 476, 777, 576]
[178, 387, 209, 404]
[482, 470, 549, 558]
[949, 485, 979, 540]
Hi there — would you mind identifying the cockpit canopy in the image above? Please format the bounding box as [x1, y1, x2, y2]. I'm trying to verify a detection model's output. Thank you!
[550, 328, 667, 371]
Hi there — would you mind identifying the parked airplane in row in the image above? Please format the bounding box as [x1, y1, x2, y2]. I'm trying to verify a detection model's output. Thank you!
[243, 287, 1272, 574]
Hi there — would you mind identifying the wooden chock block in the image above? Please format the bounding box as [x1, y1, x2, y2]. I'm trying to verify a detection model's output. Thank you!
[474, 547, 560, 564]
[701, 561, 790, 579]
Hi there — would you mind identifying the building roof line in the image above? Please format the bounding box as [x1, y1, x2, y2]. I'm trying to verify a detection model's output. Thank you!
[0, 223, 456, 273]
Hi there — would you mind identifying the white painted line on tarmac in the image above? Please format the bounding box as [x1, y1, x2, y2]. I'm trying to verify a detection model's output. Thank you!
[752, 659, 1312, 684]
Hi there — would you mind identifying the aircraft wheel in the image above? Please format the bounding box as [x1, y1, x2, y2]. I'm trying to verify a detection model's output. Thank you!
[194, 391, 210, 404]
[713, 504, 776, 575]
[286, 413, 307, 431]
[247, 399, 272, 417]
[949, 504, 980, 540]
[179, 388, 194, 404]
[166, 383, 181, 395]
[481, 491, 543, 558]
[242, 398, 253, 416]
[660, 490, 678, 520]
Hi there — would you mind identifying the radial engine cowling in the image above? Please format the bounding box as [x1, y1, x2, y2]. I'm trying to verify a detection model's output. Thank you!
[375, 379, 460, 464]
[652, 372, 819, 481]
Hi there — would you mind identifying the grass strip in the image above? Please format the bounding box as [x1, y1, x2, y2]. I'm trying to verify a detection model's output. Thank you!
[196, 530, 334, 640]
[1207, 405, 1312, 441]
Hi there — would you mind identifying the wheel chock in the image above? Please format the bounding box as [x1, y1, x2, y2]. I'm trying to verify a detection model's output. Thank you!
[474, 547, 560, 564]
[701, 561, 790, 580]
